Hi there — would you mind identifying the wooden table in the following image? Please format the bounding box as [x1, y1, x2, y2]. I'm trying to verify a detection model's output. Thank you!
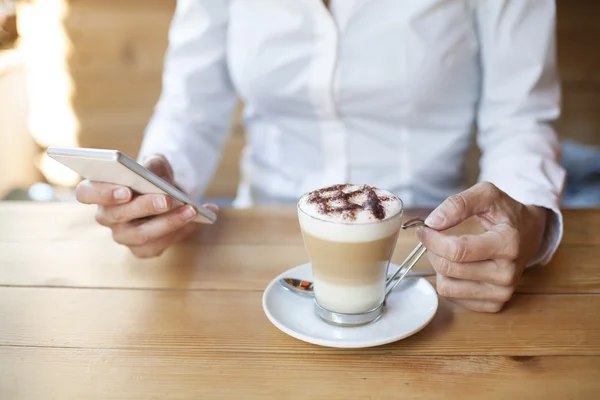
[1, 203, 599, 399]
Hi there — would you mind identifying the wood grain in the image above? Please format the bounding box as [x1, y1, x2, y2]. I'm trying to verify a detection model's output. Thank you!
[0, 288, 598, 356]
[0, 240, 598, 293]
[1, 347, 598, 400]
[65, 2, 172, 74]
[556, 0, 600, 86]
[71, 74, 162, 116]
[0, 203, 306, 243]
[1, 204, 599, 295]
[557, 88, 600, 146]
[1, 203, 599, 244]
[518, 245, 600, 293]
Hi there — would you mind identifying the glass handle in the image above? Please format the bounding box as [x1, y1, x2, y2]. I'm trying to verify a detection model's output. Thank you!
[384, 217, 428, 301]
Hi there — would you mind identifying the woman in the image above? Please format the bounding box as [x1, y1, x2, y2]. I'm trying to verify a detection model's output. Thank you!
[76, 0, 565, 312]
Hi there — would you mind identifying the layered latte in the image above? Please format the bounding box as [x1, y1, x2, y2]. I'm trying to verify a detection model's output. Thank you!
[298, 184, 403, 314]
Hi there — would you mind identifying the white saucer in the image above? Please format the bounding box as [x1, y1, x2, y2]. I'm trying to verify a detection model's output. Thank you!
[262, 263, 439, 348]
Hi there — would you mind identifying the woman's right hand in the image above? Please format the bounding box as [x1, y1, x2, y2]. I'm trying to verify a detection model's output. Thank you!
[75, 154, 218, 258]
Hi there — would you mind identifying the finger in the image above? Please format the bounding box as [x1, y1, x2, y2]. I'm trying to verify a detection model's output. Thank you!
[75, 180, 132, 206]
[446, 298, 505, 313]
[436, 274, 514, 303]
[418, 226, 517, 262]
[203, 203, 219, 213]
[112, 205, 198, 246]
[129, 223, 198, 259]
[424, 182, 502, 230]
[96, 194, 173, 226]
[143, 154, 174, 183]
[427, 252, 518, 286]
[474, 215, 495, 231]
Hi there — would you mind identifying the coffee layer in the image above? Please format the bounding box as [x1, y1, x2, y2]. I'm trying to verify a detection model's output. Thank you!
[303, 231, 398, 286]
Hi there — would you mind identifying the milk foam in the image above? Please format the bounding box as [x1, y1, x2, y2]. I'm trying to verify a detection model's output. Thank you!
[299, 184, 402, 223]
[298, 184, 403, 242]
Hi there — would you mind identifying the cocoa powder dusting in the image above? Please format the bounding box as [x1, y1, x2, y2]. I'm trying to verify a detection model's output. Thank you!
[306, 184, 390, 221]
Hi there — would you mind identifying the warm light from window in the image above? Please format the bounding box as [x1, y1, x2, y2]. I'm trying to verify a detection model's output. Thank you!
[17, 0, 80, 187]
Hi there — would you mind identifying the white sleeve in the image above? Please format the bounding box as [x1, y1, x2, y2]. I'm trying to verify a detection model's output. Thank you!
[138, 0, 237, 201]
[474, 0, 566, 266]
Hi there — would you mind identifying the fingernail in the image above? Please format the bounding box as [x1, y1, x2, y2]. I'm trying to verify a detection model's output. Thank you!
[113, 188, 130, 202]
[204, 203, 219, 212]
[153, 196, 168, 211]
[416, 227, 424, 241]
[181, 206, 197, 221]
[425, 212, 445, 229]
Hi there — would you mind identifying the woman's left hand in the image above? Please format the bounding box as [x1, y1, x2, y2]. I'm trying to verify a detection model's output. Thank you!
[417, 182, 548, 313]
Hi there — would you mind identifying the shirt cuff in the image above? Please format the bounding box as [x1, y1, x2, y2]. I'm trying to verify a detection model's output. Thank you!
[503, 189, 563, 267]
[137, 124, 202, 201]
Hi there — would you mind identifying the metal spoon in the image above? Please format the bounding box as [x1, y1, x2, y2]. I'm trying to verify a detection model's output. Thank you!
[279, 269, 436, 298]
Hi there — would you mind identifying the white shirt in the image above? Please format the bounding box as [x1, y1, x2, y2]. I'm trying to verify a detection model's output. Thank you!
[138, 0, 565, 265]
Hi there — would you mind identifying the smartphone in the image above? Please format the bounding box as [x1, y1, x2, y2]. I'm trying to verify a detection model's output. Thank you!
[46, 146, 217, 224]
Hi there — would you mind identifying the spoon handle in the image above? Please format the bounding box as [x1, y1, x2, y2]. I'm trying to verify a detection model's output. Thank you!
[280, 268, 435, 297]
[394, 268, 435, 278]
[384, 242, 428, 301]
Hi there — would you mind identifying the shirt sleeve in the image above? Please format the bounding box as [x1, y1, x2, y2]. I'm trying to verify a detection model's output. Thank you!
[138, 0, 238, 201]
[473, 0, 566, 266]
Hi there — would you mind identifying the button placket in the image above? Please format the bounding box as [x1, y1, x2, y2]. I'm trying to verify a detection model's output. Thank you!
[308, 1, 348, 187]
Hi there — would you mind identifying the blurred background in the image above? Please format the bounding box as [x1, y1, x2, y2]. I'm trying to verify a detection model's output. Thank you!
[0, 0, 598, 207]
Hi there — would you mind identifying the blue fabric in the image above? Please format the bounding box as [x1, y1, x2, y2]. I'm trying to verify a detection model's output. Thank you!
[560, 139, 600, 208]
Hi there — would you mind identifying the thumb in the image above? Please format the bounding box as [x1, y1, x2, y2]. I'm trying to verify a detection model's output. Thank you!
[143, 154, 175, 184]
[424, 182, 500, 230]
[203, 203, 220, 213]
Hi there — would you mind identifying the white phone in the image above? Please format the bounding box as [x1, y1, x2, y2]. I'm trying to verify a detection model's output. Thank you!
[46, 146, 217, 224]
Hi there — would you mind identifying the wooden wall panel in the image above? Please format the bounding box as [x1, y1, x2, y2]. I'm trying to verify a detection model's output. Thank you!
[61, 0, 244, 199]
[558, 88, 600, 145]
[65, 1, 171, 74]
[555, 0, 600, 146]
[17, 0, 600, 199]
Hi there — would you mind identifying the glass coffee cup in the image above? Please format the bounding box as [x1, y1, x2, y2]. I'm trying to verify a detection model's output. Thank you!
[297, 184, 427, 327]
